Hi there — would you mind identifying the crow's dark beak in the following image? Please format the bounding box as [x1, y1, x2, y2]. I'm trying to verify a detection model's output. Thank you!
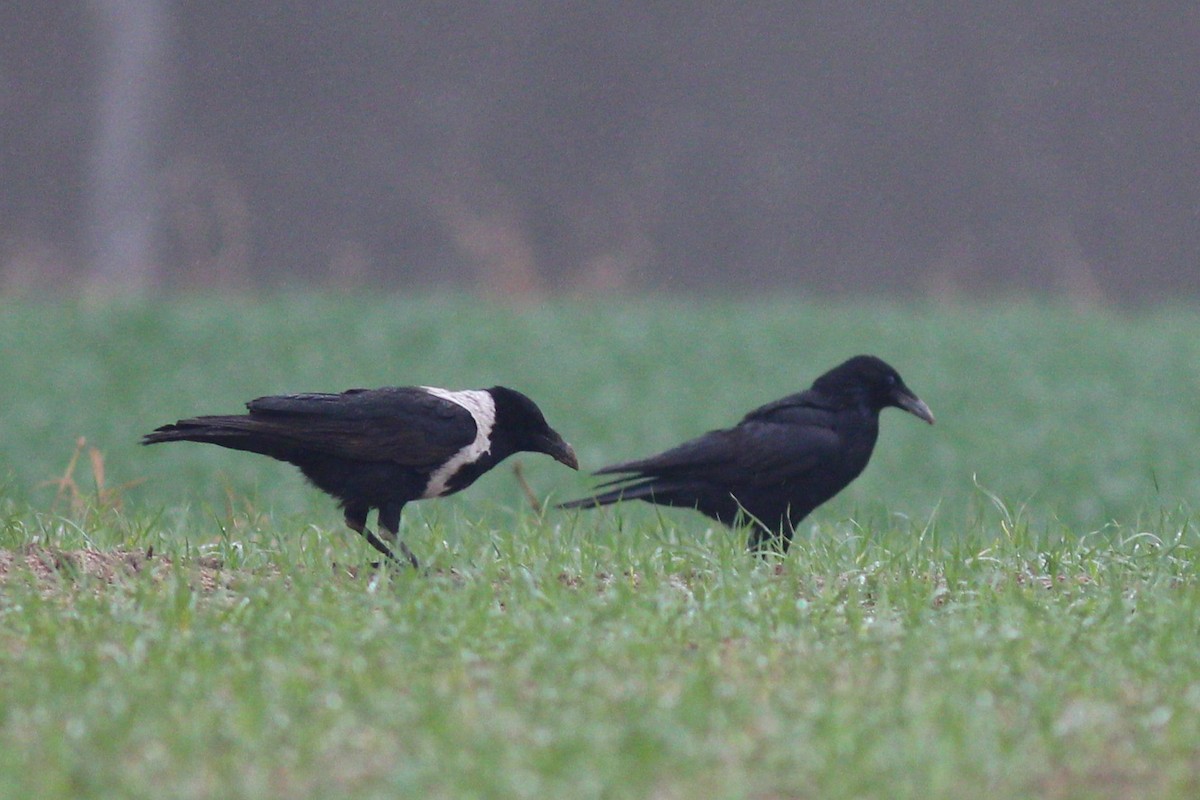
[539, 434, 579, 469]
[895, 391, 935, 425]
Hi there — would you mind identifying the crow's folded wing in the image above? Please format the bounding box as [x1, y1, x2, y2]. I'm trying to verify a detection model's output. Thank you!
[242, 387, 476, 465]
[596, 412, 841, 488]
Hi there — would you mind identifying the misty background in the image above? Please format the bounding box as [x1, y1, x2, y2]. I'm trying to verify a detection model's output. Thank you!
[2, 3, 1197, 300]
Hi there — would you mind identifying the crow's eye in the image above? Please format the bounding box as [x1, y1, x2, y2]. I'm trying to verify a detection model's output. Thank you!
[886, 373, 898, 386]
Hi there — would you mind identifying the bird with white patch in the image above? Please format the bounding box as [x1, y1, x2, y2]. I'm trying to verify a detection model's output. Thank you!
[418, 388, 497, 498]
[143, 384, 578, 569]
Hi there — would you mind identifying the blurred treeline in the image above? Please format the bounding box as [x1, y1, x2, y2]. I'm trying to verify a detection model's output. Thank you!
[2, 3, 1197, 300]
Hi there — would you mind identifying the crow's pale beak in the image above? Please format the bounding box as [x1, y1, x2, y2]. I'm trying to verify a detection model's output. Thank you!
[895, 392, 935, 425]
[540, 435, 579, 469]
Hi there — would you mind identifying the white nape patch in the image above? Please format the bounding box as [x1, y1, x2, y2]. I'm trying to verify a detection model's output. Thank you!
[420, 387, 496, 498]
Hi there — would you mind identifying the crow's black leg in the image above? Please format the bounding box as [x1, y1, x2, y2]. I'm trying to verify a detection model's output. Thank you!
[777, 513, 798, 554]
[378, 502, 420, 570]
[778, 522, 795, 554]
[746, 521, 789, 557]
[343, 504, 409, 569]
[746, 524, 771, 555]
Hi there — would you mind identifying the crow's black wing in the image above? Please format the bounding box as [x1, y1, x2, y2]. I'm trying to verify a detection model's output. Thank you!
[724, 416, 842, 484]
[241, 387, 476, 466]
[245, 387, 446, 419]
[594, 429, 737, 479]
[596, 403, 841, 487]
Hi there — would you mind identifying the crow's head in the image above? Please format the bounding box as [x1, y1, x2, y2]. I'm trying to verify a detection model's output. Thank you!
[488, 386, 579, 468]
[812, 355, 935, 424]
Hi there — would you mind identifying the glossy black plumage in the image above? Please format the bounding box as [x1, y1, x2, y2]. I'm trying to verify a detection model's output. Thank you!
[559, 355, 933, 552]
[143, 385, 577, 568]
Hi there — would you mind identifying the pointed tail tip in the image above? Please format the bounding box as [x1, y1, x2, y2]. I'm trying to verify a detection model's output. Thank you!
[140, 424, 177, 446]
[555, 498, 586, 511]
[141, 422, 200, 446]
[555, 496, 607, 511]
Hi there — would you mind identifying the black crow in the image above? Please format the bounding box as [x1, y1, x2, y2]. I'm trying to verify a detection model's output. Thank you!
[143, 385, 578, 569]
[559, 355, 933, 552]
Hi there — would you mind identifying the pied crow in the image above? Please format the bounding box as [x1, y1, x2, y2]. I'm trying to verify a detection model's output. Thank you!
[144, 385, 578, 569]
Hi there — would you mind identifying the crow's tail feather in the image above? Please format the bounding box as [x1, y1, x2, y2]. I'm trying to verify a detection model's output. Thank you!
[141, 416, 293, 459]
[556, 479, 663, 510]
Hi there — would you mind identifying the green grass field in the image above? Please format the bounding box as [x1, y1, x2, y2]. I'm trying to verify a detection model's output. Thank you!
[2, 294, 1200, 798]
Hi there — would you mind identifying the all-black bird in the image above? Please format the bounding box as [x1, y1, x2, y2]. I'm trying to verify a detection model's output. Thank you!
[143, 385, 578, 569]
[559, 355, 933, 553]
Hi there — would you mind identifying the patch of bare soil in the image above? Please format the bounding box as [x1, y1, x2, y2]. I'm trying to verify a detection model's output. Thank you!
[0, 546, 229, 592]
